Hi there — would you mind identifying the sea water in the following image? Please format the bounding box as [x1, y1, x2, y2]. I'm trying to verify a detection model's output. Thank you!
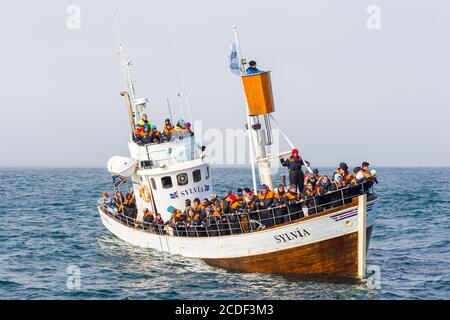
[0, 167, 449, 299]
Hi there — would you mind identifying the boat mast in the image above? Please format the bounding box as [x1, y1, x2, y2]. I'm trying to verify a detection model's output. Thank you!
[233, 25, 258, 194]
[114, 16, 139, 121]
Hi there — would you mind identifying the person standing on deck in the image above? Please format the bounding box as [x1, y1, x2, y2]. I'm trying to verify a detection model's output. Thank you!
[245, 60, 262, 74]
[280, 149, 309, 193]
[98, 192, 111, 209]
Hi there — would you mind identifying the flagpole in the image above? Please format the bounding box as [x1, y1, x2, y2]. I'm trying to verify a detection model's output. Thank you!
[184, 91, 194, 129]
[233, 25, 258, 194]
[166, 97, 173, 124]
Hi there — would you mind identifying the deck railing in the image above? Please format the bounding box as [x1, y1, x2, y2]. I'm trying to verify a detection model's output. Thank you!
[100, 183, 373, 237]
[100, 182, 375, 238]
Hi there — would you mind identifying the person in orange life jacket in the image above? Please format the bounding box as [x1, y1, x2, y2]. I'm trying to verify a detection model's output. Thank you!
[187, 207, 204, 227]
[209, 193, 219, 206]
[357, 161, 377, 191]
[302, 182, 317, 200]
[282, 184, 302, 220]
[163, 119, 175, 141]
[113, 191, 124, 213]
[123, 192, 137, 219]
[193, 212, 205, 226]
[167, 206, 182, 227]
[134, 124, 144, 143]
[274, 184, 286, 203]
[256, 184, 275, 210]
[230, 193, 244, 211]
[280, 148, 309, 193]
[185, 207, 195, 226]
[316, 175, 332, 195]
[243, 187, 253, 198]
[220, 192, 230, 213]
[143, 208, 154, 224]
[207, 204, 223, 226]
[338, 162, 356, 187]
[140, 125, 153, 144]
[282, 184, 300, 205]
[304, 168, 320, 185]
[316, 175, 333, 210]
[313, 168, 321, 179]
[150, 125, 162, 143]
[243, 193, 257, 213]
[193, 197, 204, 214]
[357, 161, 377, 183]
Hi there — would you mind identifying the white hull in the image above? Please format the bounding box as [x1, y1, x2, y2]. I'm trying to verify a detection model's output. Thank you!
[98, 200, 377, 260]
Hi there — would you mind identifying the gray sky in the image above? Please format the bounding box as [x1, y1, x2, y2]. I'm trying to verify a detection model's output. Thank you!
[1, 0, 449, 167]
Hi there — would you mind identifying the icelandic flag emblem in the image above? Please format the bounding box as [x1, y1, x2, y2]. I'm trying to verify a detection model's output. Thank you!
[330, 203, 374, 222]
[112, 175, 127, 186]
[169, 191, 179, 199]
[330, 209, 358, 222]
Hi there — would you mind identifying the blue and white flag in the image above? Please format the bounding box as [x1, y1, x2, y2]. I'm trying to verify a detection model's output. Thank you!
[228, 42, 240, 76]
[112, 175, 127, 186]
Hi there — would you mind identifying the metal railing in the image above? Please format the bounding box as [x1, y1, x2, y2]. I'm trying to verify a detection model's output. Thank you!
[100, 182, 375, 238]
[133, 130, 194, 146]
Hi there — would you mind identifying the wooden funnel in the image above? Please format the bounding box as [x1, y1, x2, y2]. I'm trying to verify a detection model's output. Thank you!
[241, 71, 275, 116]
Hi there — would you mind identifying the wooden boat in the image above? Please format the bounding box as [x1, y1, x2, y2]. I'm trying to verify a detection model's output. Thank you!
[98, 26, 378, 279]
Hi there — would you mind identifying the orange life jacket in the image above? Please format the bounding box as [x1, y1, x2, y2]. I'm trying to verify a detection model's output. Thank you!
[231, 200, 242, 209]
[143, 211, 153, 219]
[285, 192, 298, 200]
[362, 169, 372, 179]
[194, 203, 204, 211]
[123, 197, 133, 205]
[315, 185, 323, 193]
[333, 181, 342, 189]
[257, 190, 274, 201]
[274, 191, 285, 200]
[342, 173, 355, 186]
[164, 125, 174, 134]
[304, 188, 315, 197]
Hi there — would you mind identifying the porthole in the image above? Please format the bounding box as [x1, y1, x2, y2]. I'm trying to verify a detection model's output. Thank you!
[177, 173, 189, 186]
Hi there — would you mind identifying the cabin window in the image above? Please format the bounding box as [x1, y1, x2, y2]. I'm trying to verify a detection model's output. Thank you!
[140, 160, 152, 169]
[161, 176, 173, 189]
[150, 178, 157, 190]
[205, 166, 210, 179]
[193, 169, 201, 183]
[177, 173, 189, 186]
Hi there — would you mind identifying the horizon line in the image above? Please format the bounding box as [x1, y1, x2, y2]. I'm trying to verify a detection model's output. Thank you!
[1, 165, 449, 169]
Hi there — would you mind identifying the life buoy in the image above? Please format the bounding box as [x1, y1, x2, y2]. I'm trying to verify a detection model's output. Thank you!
[140, 185, 151, 203]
